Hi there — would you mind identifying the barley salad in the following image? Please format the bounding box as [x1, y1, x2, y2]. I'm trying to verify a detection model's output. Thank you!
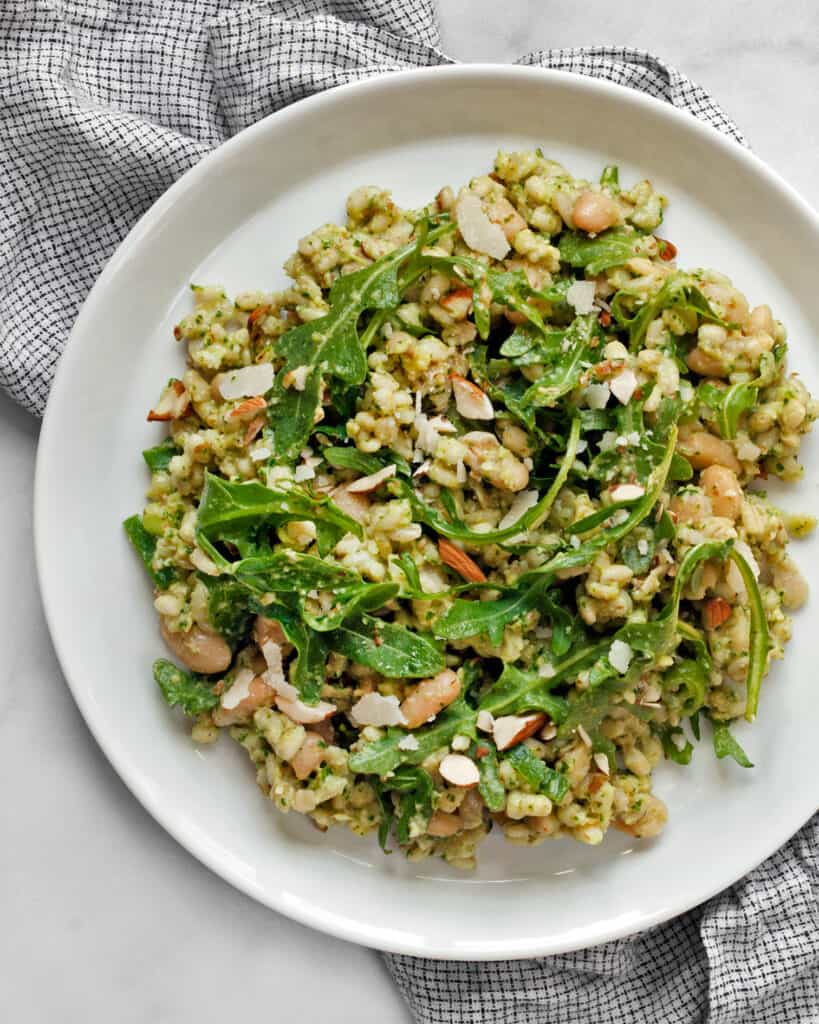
[125, 152, 816, 870]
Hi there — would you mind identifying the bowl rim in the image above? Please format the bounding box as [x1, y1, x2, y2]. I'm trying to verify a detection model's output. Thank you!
[34, 62, 819, 959]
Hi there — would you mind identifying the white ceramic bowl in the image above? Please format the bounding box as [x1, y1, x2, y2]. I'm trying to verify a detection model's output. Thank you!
[35, 65, 819, 959]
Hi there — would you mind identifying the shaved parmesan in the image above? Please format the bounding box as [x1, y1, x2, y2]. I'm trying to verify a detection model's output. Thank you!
[498, 489, 539, 531]
[350, 692, 407, 727]
[610, 368, 638, 405]
[566, 280, 597, 314]
[608, 639, 633, 674]
[346, 464, 396, 493]
[221, 668, 255, 711]
[610, 483, 645, 502]
[397, 733, 420, 751]
[217, 363, 275, 400]
[583, 382, 610, 410]
[455, 192, 510, 260]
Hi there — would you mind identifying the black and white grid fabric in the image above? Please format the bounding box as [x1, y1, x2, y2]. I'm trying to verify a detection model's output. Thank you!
[2, 3, 817, 1022]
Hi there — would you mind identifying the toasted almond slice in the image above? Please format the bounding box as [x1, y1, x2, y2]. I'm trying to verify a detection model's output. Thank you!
[147, 379, 189, 421]
[244, 415, 266, 445]
[247, 304, 271, 337]
[428, 415, 457, 434]
[275, 695, 336, 725]
[610, 483, 645, 503]
[439, 753, 480, 787]
[451, 374, 494, 420]
[703, 596, 732, 629]
[493, 713, 546, 752]
[476, 709, 495, 733]
[593, 752, 611, 775]
[439, 287, 474, 317]
[283, 365, 310, 391]
[438, 539, 487, 583]
[346, 464, 397, 494]
[229, 395, 267, 419]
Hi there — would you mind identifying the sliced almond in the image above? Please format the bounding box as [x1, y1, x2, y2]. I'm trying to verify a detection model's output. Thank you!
[438, 538, 486, 583]
[593, 752, 611, 775]
[428, 415, 457, 435]
[247, 304, 271, 338]
[346, 464, 396, 494]
[476, 709, 495, 733]
[451, 374, 494, 420]
[147, 379, 189, 421]
[703, 596, 732, 629]
[439, 753, 480, 788]
[229, 395, 267, 419]
[283, 365, 310, 391]
[439, 287, 473, 317]
[244, 415, 266, 446]
[610, 483, 645, 503]
[493, 713, 546, 752]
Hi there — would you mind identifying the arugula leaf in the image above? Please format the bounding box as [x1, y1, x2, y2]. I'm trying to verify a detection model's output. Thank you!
[323, 446, 411, 478]
[395, 552, 422, 595]
[662, 658, 708, 717]
[658, 725, 694, 765]
[478, 648, 605, 718]
[727, 547, 770, 722]
[504, 744, 570, 803]
[196, 472, 362, 557]
[436, 426, 678, 642]
[232, 551, 359, 595]
[399, 417, 580, 548]
[372, 782, 395, 853]
[302, 581, 400, 632]
[268, 234, 432, 458]
[519, 315, 600, 409]
[258, 600, 328, 704]
[600, 165, 620, 190]
[204, 578, 254, 647]
[611, 272, 730, 350]
[499, 324, 566, 368]
[698, 379, 758, 440]
[348, 697, 477, 776]
[153, 659, 219, 716]
[391, 766, 435, 844]
[619, 527, 655, 575]
[142, 438, 178, 472]
[710, 716, 754, 768]
[559, 229, 643, 275]
[329, 614, 444, 678]
[123, 514, 177, 589]
[472, 740, 506, 811]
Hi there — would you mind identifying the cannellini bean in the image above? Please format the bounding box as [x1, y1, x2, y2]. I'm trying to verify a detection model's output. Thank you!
[773, 559, 809, 611]
[400, 669, 461, 729]
[670, 490, 712, 524]
[426, 810, 464, 837]
[290, 732, 329, 780]
[747, 304, 774, 336]
[686, 346, 726, 378]
[213, 674, 277, 727]
[678, 429, 741, 473]
[461, 431, 530, 492]
[701, 282, 749, 326]
[160, 617, 231, 674]
[614, 794, 668, 839]
[700, 465, 742, 520]
[572, 191, 619, 234]
[487, 196, 527, 242]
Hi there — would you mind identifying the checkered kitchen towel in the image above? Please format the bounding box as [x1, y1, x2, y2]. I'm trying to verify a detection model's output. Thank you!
[2, 2, 816, 1021]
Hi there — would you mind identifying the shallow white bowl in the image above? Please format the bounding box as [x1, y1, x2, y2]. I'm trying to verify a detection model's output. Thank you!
[36, 65, 819, 959]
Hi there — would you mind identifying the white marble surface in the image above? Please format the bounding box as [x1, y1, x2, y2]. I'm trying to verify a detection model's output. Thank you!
[2, 4, 817, 1020]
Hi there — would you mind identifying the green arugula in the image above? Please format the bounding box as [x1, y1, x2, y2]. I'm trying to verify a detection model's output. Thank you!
[328, 614, 444, 678]
[472, 739, 506, 811]
[504, 744, 570, 803]
[559, 229, 644, 275]
[123, 515, 177, 589]
[611, 272, 730, 349]
[710, 715, 754, 768]
[142, 438, 178, 472]
[153, 659, 219, 716]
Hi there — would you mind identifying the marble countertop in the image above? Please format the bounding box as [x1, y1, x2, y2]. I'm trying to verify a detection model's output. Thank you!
[2, 3, 817, 1020]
